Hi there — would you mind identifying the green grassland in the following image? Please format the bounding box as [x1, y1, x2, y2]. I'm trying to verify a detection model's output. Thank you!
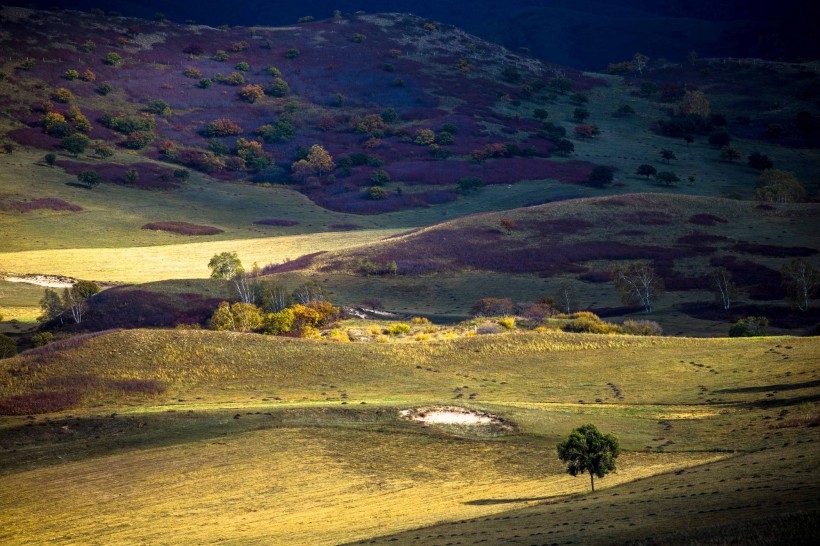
[1, 329, 818, 544]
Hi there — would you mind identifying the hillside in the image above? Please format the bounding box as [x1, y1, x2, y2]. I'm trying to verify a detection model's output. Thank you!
[0, 329, 818, 544]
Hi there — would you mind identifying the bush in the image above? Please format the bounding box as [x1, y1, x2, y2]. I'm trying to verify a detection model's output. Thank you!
[31, 332, 54, 347]
[239, 84, 265, 103]
[104, 52, 123, 66]
[0, 334, 17, 359]
[62, 133, 91, 155]
[563, 312, 622, 334]
[204, 118, 243, 137]
[265, 77, 290, 97]
[621, 320, 663, 336]
[497, 316, 516, 330]
[64, 69, 80, 80]
[370, 169, 390, 186]
[366, 186, 388, 200]
[52, 87, 75, 103]
[470, 297, 514, 316]
[729, 316, 769, 337]
[77, 170, 101, 187]
[97, 82, 113, 95]
[386, 323, 411, 336]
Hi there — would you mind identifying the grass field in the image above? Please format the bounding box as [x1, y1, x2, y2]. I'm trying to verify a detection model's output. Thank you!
[1, 329, 818, 544]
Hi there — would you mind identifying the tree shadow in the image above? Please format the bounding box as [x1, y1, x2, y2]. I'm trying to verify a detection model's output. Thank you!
[713, 379, 820, 394]
[464, 494, 569, 506]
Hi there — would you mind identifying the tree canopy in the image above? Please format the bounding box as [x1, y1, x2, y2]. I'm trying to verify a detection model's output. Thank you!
[208, 251, 244, 280]
[556, 424, 619, 492]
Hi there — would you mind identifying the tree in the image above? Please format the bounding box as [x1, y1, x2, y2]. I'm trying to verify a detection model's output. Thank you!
[719, 145, 741, 162]
[44, 153, 57, 167]
[708, 129, 731, 148]
[612, 262, 663, 313]
[557, 424, 619, 492]
[0, 334, 17, 359]
[572, 108, 590, 122]
[781, 258, 818, 311]
[635, 164, 656, 179]
[553, 138, 574, 156]
[554, 282, 578, 315]
[62, 133, 90, 156]
[710, 267, 738, 310]
[306, 144, 335, 176]
[62, 282, 97, 324]
[678, 90, 710, 117]
[208, 251, 244, 280]
[632, 53, 649, 74]
[77, 170, 101, 188]
[39, 288, 64, 324]
[729, 316, 768, 337]
[747, 152, 773, 171]
[654, 171, 680, 187]
[659, 149, 676, 163]
[755, 169, 807, 203]
[586, 166, 614, 188]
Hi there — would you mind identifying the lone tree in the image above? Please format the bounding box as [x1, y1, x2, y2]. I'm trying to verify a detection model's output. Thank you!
[635, 164, 656, 179]
[612, 262, 663, 313]
[710, 267, 739, 310]
[208, 251, 244, 280]
[557, 424, 619, 492]
[781, 258, 818, 311]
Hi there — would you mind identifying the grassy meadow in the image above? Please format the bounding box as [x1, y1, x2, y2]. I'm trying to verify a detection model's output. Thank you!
[1, 329, 819, 544]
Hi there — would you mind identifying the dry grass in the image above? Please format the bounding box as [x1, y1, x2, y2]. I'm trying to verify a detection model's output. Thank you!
[0, 328, 817, 544]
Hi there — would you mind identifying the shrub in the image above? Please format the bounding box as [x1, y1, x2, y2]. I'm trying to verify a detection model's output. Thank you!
[79, 40, 96, 52]
[238, 84, 265, 103]
[621, 320, 663, 336]
[31, 332, 54, 347]
[213, 50, 229, 61]
[222, 72, 245, 86]
[145, 99, 171, 116]
[183, 66, 202, 78]
[476, 323, 502, 335]
[52, 87, 75, 103]
[586, 166, 614, 187]
[285, 48, 300, 59]
[77, 170, 101, 187]
[124, 130, 154, 149]
[729, 316, 768, 337]
[265, 77, 290, 97]
[563, 312, 622, 334]
[97, 82, 113, 95]
[265, 65, 282, 77]
[0, 334, 16, 359]
[197, 78, 213, 89]
[44, 153, 57, 166]
[262, 308, 295, 335]
[104, 52, 123, 66]
[230, 41, 249, 52]
[470, 297, 514, 316]
[386, 322, 411, 336]
[351, 33, 366, 43]
[370, 169, 390, 186]
[81, 69, 96, 82]
[457, 177, 484, 194]
[366, 186, 388, 200]
[234, 61, 250, 71]
[62, 133, 91, 155]
[414, 128, 436, 145]
[205, 118, 243, 137]
[497, 316, 516, 330]
[64, 69, 80, 80]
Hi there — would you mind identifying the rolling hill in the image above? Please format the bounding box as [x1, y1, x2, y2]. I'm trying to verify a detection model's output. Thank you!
[0, 6, 819, 545]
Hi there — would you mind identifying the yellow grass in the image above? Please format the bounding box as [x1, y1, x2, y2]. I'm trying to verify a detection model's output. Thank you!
[0, 229, 402, 283]
[0, 426, 722, 546]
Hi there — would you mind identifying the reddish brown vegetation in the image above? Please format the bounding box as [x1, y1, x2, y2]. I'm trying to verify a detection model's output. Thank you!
[253, 218, 300, 226]
[0, 197, 82, 212]
[689, 213, 729, 226]
[141, 222, 224, 235]
[0, 391, 83, 415]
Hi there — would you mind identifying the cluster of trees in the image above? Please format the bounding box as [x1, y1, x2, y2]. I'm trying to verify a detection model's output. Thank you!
[38, 281, 100, 325]
[206, 252, 339, 337]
